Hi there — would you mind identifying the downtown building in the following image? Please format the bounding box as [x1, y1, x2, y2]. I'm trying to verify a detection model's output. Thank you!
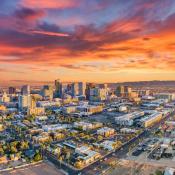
[115, 85, 132, 98]
[41, 85, 53, 100]
[18, 95, 31, 110]
[89, 87, 107, 102]
[21, 85, 30, 95]
[8, 87, 16, 94]
[71, 82, 86, 97]
[54, 79, 63, 98]
[115, 111, 145, 126]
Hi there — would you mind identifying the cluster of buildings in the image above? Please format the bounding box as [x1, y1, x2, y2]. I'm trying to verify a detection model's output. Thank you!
[115, 111, 145, 126]
[1, 79, 175, 118]
[140, 112, 163, 128]
[74, 121, 103, 131]
[97, 127, 115, 137]
[0, 80, 175, 173]
[74, 146, 101, 168]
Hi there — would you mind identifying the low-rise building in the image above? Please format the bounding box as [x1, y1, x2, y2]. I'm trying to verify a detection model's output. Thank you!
[28, 128, 44, 135]
[42, 124, 70, 132]
[118, 106, 127, 112]
[27, 107, 45, 115]
[99, 140, 117, 151]
[0, 105, 6, 111]
[74, 122, 102, 131]
[0, 155, 8, 164]
[35, 115, 48, 121]
[32, 132, 50, 143]
[75, 146, 101, 167]
[97, 127, 115, 137]
[115, 111, 144, 126]
[37, 100, 61, 108]
[164, 167, 175, 175]
[120, 128, 137, 134]
[77, 105, 103, 115]
[63, 106, 77, 114]
[140, 112, 162, 128]
[155, 93, 175, 102]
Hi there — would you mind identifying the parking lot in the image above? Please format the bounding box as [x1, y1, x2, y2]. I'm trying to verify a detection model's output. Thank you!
[127, 138, 175, 169]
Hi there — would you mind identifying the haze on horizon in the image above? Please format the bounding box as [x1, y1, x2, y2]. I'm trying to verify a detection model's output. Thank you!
[0, 0, 175, 84]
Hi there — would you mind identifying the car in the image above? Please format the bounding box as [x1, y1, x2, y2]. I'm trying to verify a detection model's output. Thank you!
[132, 149, 143, 156]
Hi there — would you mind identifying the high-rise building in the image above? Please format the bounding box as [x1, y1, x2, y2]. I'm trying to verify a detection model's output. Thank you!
[0, 92, 10, 103]
[27, 95, 45, 115]
[89, 87, 107, 101]
[18, 95, 31, 110]
[116, 86, 125, 97]
[116, 86, 132, 98]
[71, 83, 79, 97]
[85, 83, 95, 100]
[42, 85, 53, 100]
[55, 79, 63, 98]
[21, 85, 30, 95]
[98, 83, 108, 89]
[30, 95, 37, 109]
[9, 87, 16, 94]
[78, 82, 86, 96]
[70, 82, 86, 97]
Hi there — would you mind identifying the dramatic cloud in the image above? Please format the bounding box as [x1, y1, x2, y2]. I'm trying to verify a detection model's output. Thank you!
[14, 7, 45, 21]
[31, 30, 70, 37]
[0, 0, 175, 83]
[20, 0, 80, 9]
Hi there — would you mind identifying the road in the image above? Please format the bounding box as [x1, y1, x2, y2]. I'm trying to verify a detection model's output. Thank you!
[44, 111, 175, 175]
[81, 111, 175, 175]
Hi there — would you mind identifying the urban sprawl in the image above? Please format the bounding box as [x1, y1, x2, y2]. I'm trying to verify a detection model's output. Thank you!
[0, 80, 175, 175]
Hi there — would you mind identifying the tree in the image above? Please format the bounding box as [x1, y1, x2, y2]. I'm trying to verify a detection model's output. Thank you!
[0, 147, 4, 156]
[20, 141, 29, 150]
[74, 160, 83, 169]
[10, 146, 17, 153]
[155, 170, 163, 175]
[62, 147, 68, 156]
[97, 135, 103, 141]
[34, 152, 42, 162]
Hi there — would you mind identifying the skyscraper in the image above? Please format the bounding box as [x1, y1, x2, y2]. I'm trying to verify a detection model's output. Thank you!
[55, 79, 63, 98]
[98, 83, 108, 89]
[78, 82, 86, 96]
[21, 85, 30, 95]
[116, 86, 132, 97]
[85, 83, 96, 100]
[9, 87, 16, 94]
[42, 85, 53, 100]
[116, 86, 125, 97]
[71, 83, 79, 97]
[30, 95, 36, 109]
[70, 82, 86, 97]
[89, 87, 107, 101]
[18, 95, 31, 110]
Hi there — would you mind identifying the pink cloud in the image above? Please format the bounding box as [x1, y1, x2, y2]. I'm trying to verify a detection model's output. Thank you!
[31, 30, 70, 37]
[20, 0, 80, 9]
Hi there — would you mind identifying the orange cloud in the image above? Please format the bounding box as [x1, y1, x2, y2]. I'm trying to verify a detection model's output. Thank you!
[0, 1, 175, 82]
[31, 30, 70, 37]
[20, 0, 79, 9]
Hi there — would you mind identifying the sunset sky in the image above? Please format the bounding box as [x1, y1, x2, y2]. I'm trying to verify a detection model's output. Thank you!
[0, 0, 175, 84]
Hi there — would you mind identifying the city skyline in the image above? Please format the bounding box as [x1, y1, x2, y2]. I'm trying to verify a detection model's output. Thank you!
[0, 0, 175, 84]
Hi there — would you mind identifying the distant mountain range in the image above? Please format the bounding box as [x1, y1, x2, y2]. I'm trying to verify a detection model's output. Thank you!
[108, 81, 175, 88]
[1, 80, 175, 88]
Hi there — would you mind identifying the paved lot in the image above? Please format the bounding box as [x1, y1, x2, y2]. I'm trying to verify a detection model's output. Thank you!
[2, 162, 65, 175]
